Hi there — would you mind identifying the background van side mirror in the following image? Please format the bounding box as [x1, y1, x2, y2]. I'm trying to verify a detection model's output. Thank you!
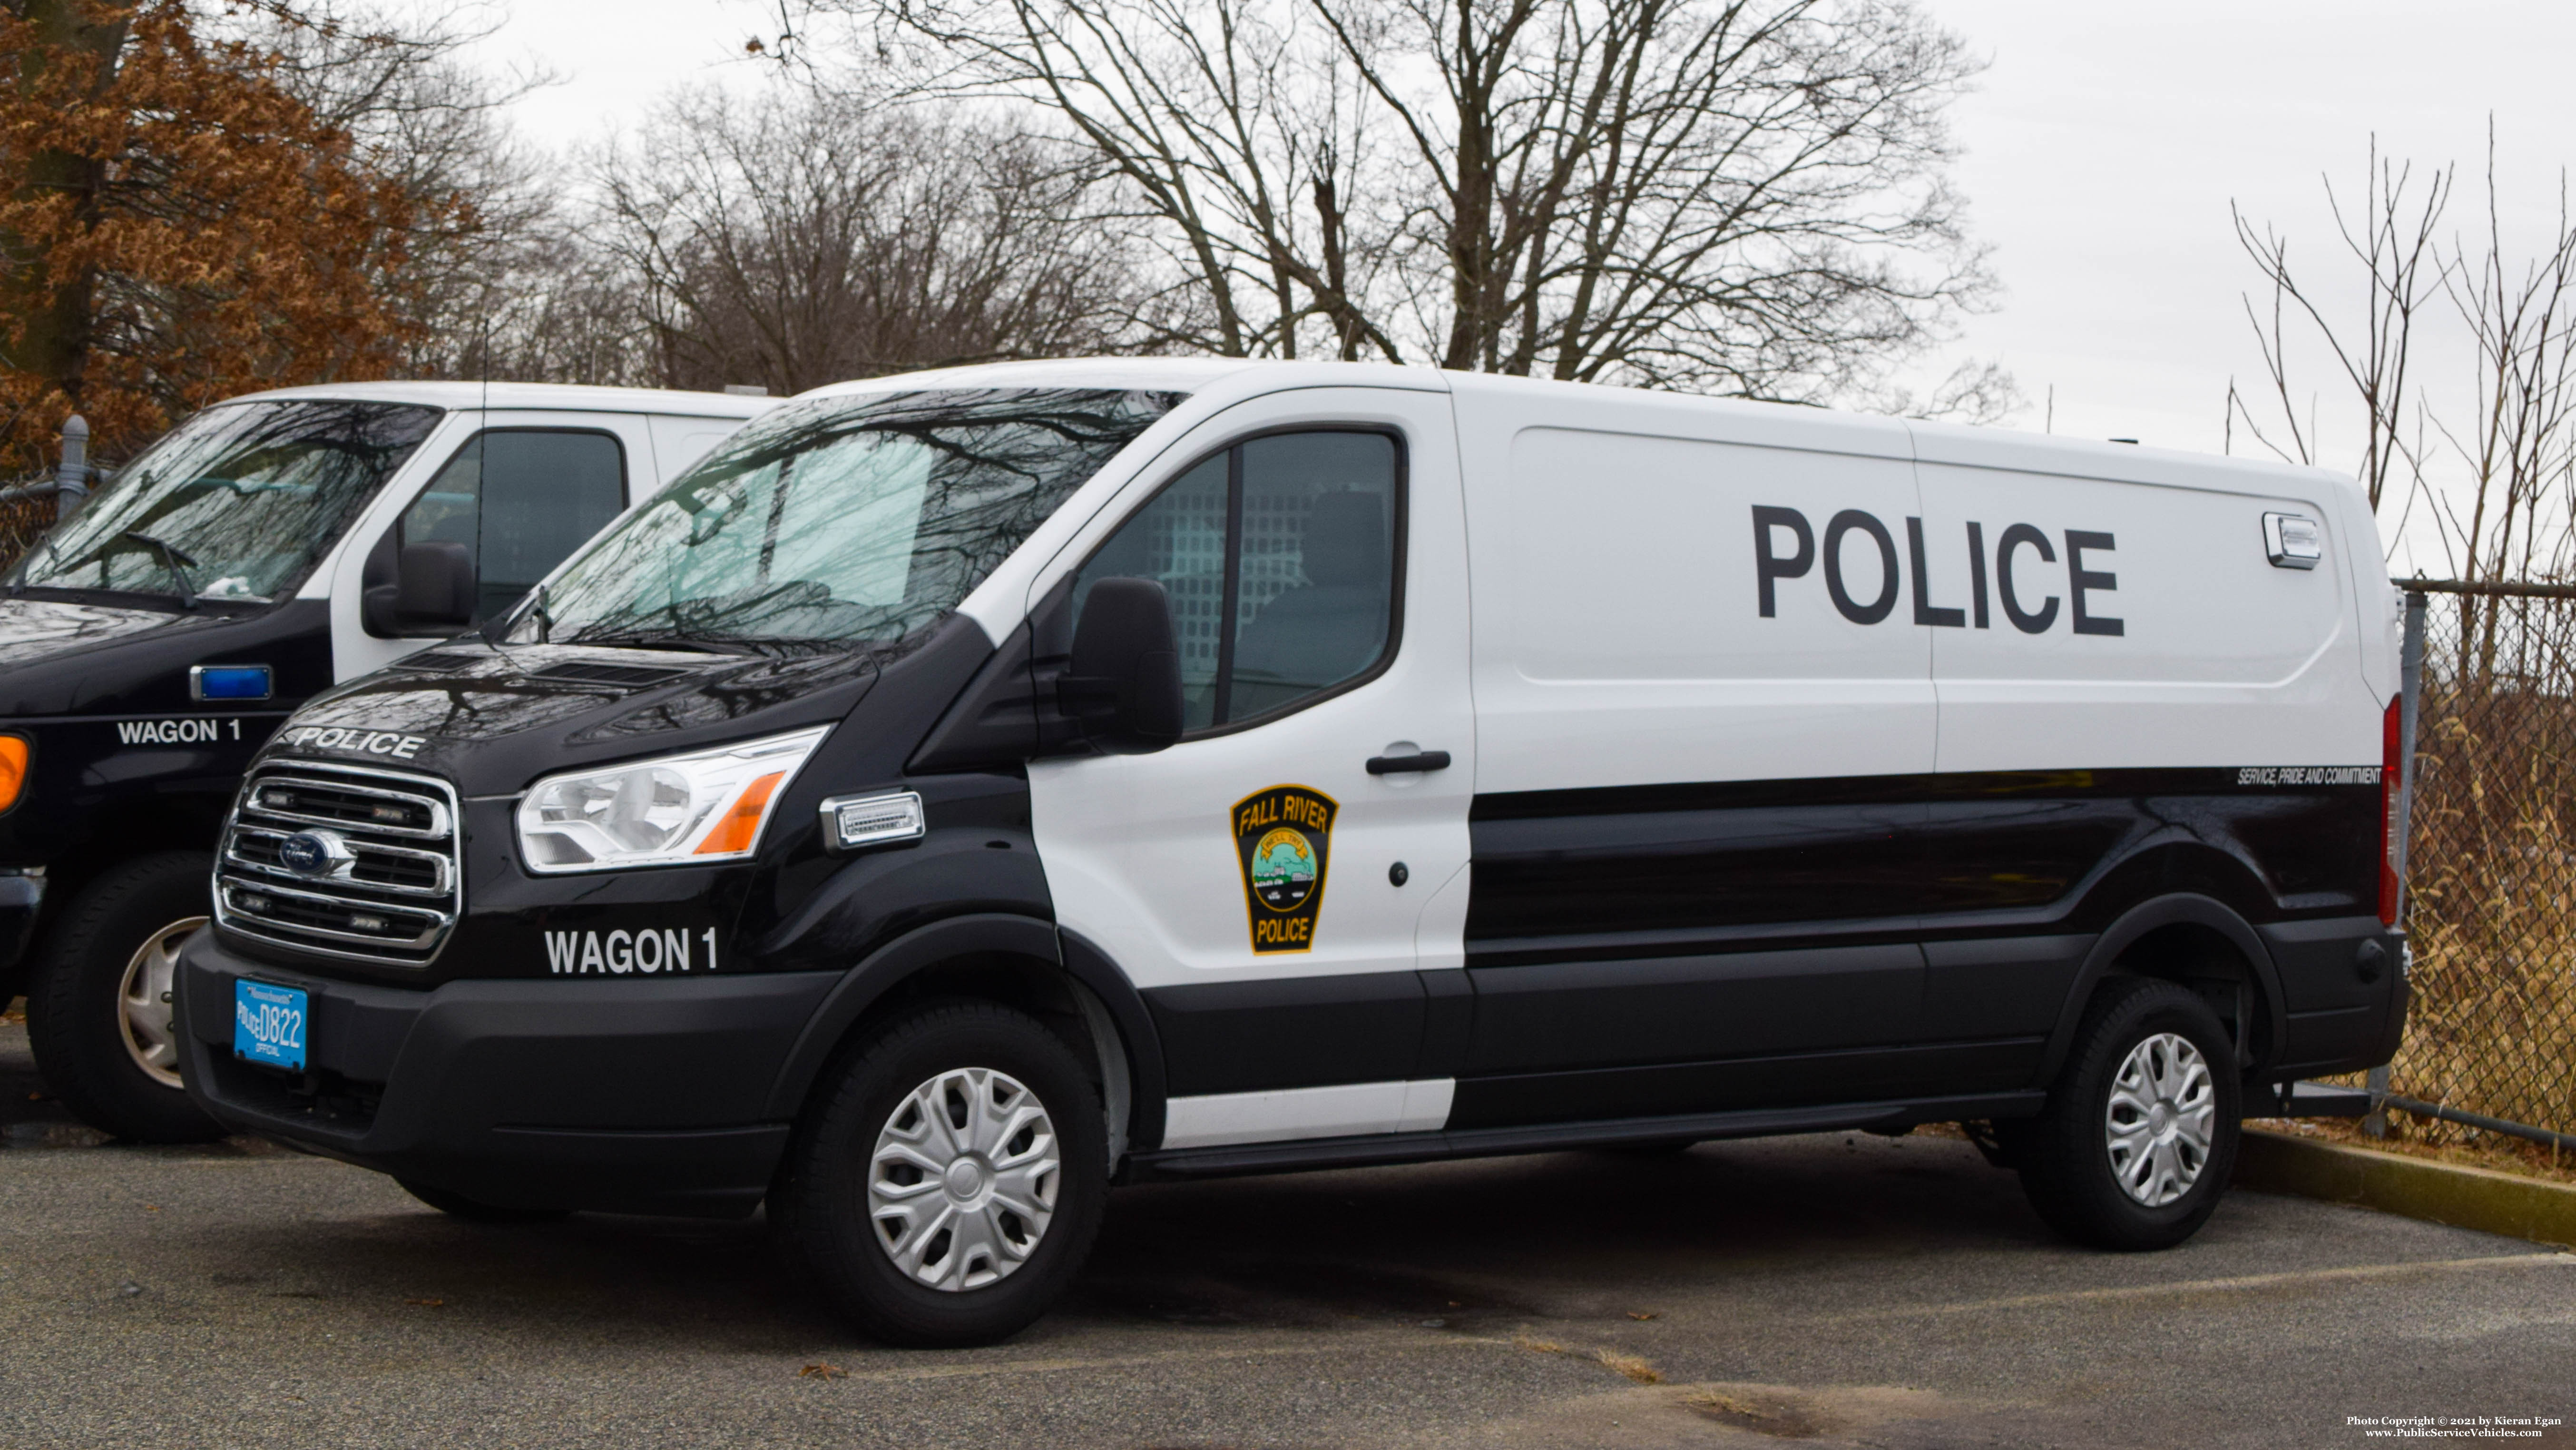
[363, 541, 478, 637]
[1057, 577, 1184, 753]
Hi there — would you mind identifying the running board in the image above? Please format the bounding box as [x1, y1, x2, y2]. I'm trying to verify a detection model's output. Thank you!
[1123, 1091, 2049, 1182]
[2242, 1079, 2375, 1118]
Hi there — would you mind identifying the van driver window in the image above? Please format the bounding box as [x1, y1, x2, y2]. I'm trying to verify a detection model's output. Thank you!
[399, 430, 626, 623]
[1073, 429, 1399, 732]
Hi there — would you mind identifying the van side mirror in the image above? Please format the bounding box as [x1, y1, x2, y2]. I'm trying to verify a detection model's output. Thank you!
[1057, 578, 1183, 753]
[363, 542, 477, 636]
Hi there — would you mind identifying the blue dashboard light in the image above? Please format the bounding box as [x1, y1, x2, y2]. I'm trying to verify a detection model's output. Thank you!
[190, 665, 272, 701]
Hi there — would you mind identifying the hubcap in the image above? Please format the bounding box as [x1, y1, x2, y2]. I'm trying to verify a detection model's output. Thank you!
[868, 1067, 1059, 1292]
[2105, 1030, 2216, 1207]
[117, 916, 207, 1090]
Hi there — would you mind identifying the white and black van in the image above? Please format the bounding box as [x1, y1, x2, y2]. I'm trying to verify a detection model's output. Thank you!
[0, 382, 775, 1141]
[172, 361, 2407, 1345]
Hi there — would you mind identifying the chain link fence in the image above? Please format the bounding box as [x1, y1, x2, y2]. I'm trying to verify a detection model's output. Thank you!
[2385, 579, 2576, 1148]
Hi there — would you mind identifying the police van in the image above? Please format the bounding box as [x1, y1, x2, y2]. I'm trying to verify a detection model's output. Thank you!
[0, 382, 775, 1141]
[171, 361, 2407, 1346]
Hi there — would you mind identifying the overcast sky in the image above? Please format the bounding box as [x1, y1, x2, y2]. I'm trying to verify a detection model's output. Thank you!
[473, 0, 2576, 529]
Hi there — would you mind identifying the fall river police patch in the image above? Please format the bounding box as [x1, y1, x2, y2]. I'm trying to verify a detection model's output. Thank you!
[1234, 784, 1337, 954]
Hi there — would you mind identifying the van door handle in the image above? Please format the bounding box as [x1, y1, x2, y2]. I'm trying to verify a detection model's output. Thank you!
[1366, 750, 1452, 775]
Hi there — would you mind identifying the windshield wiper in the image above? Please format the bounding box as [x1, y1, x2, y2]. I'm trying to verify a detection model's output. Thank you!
[491, 583, 549, 645]
[113, 531, 199, 609]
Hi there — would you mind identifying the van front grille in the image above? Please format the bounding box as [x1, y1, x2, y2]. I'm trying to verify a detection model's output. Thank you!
[241, 777, 445, 837]
[216, 762, 460, 967]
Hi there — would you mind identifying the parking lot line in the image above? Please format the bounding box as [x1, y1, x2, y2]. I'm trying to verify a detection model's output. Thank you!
[1810, 1249, 2576, 1324]
[781, 1330, 1504, 1386]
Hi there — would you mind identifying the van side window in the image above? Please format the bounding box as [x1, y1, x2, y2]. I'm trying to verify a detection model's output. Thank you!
[1074, 430, 1400, 732]
[400, 430, 626, 622]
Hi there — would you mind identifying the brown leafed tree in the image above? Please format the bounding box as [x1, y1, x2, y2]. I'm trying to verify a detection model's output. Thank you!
[0, 0, 441, 472]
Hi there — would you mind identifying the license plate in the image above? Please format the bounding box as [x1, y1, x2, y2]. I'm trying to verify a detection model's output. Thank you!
[233, 980, 309, 1073]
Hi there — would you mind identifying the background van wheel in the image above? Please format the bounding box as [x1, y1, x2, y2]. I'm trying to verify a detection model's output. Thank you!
[2016, 977, 2242, 1251]
[771, 1000, 1107, 1348]
[25, 853, 225, 1144]
[399, 1179, 573, 1224]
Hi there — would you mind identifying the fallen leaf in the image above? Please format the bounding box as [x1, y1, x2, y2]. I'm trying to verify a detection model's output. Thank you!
[1627, 1311, 1659, 1321]
[798, 1363, 846, 1380]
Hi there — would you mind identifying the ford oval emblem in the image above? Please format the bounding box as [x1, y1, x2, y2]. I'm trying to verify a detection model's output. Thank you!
[277, 832, 334, 876]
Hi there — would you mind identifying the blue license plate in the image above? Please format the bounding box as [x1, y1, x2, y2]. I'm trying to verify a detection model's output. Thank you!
[233, 980, 308, 1073]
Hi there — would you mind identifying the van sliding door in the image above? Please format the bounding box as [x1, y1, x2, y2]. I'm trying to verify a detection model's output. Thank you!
[1445, 391, 1944, 1128]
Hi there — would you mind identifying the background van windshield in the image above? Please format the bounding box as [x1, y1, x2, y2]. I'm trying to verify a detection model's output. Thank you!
[10, 399, 441, 604]
[524, 388, 1179, 650]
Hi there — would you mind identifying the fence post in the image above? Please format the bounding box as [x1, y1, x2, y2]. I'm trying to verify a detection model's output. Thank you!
[2365, 588, 2429, 1139]
[54, 414, 89, 517]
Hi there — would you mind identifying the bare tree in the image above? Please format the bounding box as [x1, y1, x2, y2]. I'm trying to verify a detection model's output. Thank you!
[209, 1, 565, 379]
[2229, 138, 2449, 512]
[2233, 129, 2576, 593]
[2436, 159, 2576, 587]
[585, 85, 1167, 394]
[789, 0, 1998, 404]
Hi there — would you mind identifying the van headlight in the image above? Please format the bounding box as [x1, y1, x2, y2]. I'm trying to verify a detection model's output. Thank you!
[515, 726, 830, 873]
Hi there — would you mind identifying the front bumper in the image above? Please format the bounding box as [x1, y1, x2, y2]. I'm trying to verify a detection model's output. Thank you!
[175, 931, 835, 1217]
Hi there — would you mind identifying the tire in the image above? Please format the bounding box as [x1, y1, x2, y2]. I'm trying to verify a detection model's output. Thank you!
[25, 853, 225, 1144]
[398, 1179, 573, 1224]
[2015, 977, 2242, 1251]
[771, 1000, 1107, 1348]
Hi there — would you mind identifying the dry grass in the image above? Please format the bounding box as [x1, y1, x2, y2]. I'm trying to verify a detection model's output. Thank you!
[2391, 639, 2576, 1142]
[1513, 1336, 1665, 1385]
[1594, 1351, 1664, 1385]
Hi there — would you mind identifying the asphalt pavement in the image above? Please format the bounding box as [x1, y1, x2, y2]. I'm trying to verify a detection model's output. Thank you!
[2, 1014, 2568, 1450]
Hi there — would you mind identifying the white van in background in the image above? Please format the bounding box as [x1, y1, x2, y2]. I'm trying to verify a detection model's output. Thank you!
[176, 360, 2404, 1346]
[0, 381, 776, 1143]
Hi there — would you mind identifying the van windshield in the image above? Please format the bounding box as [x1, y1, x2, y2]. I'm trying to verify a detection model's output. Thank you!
[10, 399, 442, 604]
[516, 388, 1180, 651]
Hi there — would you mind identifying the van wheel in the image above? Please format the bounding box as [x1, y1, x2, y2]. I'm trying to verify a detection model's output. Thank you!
[771, 1001, 1107, 1348]
[25, 853, 225, 1144]
[398, 1179, 572, 1224]
[2016, 977, 2241, 1250]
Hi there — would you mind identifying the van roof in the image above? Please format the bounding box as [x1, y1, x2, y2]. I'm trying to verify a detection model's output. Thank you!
[225, 381, 780, 419]
[792, 357, 2353, 493]
[796, 357, 1290, 401]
